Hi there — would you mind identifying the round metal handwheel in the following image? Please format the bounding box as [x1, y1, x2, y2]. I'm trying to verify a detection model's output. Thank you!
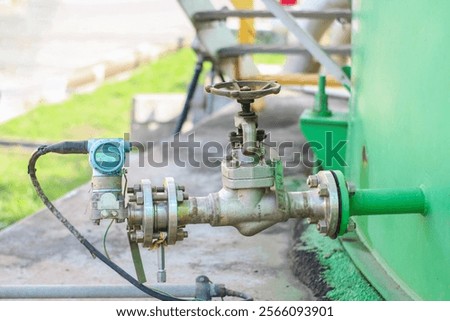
[205, 80, 280, 101]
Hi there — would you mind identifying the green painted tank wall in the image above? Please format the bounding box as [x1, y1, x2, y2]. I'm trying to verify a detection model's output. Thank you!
[346, 0, 450, 300]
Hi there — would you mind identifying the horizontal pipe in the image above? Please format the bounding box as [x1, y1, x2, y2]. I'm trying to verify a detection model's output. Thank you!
[193, 9, 352, 22]
[0, 284, 207, 299]
[350, 188, 426, 216]
[218, 44, 351, 58]
[180, 188, 290, 236]
[240, 73, 343, 87]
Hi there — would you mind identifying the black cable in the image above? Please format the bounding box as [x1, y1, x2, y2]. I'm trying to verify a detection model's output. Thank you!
[28, 142, 184, 301]
[173, 54, 205, 134]
[225, 289, 253, 301]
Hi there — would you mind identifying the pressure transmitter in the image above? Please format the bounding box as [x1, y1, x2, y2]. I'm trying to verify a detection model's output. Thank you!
[88, 139, 131, 224]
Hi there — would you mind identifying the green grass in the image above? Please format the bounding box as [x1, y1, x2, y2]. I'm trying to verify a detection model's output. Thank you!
[0, 147, 91, 228]
[0, 48, 196, 142]
[0, 48, 196, 228]
[252, 54, 286, 65]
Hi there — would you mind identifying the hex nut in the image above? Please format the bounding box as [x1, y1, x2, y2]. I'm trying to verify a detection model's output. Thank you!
[317, 220, 328, 234]
[346, 182, 356, 196]
[135, 230, 144, 242]
[318, 183, 329, 197]
[307, 175, 319, 188]
[176, 229, 188, 241]
[307, 217, 319, 224]
[176, 190, 184, 202]
[347, 219, 356, 232]
[136, 191, 144, 205]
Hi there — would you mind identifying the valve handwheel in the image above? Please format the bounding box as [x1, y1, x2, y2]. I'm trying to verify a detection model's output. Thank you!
[205, 80, 280, 103]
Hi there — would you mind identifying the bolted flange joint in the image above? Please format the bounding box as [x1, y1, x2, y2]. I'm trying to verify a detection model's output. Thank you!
[302, 171, 349, 239]
[127, 177, 188, 248]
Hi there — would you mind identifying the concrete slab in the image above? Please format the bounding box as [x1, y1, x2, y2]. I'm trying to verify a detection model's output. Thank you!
[0, 92, 348, 301]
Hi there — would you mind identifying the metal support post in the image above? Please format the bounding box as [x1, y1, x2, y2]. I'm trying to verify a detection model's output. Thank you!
[174, 54, 205, 134]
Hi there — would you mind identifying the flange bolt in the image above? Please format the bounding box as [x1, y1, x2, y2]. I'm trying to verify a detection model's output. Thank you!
[347, 219, 356, 232]
[318, 183, 329, 197]
[317, 220, 328, 234]
[307, 175, 319, 188]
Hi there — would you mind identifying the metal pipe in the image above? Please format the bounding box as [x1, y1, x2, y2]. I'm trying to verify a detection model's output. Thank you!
[218, 44, 351, 58]
[192, 9, 352, 22]
[240, 73, 343, 87]
[181, 187, 291, 236]
[179, 187, 333, 236]
[0, 285, 200, 299]
[350, 188, 427, 216]
[288, 191, 319, 219]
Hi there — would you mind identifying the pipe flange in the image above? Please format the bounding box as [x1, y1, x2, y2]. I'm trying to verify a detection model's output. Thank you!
[164, 177, 178, 245]
[314, 171, 340, 238]
[141, 179, 154, 248]
[332, 170, 350, 237]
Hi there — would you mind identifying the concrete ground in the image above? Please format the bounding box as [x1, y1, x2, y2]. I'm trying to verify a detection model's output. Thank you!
[0, 93, 339, 301]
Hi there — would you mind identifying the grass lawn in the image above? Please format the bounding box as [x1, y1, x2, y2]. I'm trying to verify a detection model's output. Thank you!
[0, 48, 197, 142]
[252, 53, 286, 65]
[0, 48, 197, 228]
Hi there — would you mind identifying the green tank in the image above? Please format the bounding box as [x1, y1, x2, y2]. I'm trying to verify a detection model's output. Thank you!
[302, 0, 450, 300]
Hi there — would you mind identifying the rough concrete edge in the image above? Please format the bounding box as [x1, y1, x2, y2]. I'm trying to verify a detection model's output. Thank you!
[66, 39, 188, 93]
[0, 39, 193, 147]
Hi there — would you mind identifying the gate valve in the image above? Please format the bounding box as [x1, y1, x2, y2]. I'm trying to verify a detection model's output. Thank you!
[205, 81, 281, 189]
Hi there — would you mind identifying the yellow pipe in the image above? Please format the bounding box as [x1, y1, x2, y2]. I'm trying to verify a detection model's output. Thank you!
[231, 0, 255, 45]
[241, 73, 343, 87]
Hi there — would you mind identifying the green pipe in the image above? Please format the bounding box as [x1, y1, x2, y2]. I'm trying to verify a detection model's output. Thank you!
[350, 188, 426, 216]
[313, 75, 331, 117]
